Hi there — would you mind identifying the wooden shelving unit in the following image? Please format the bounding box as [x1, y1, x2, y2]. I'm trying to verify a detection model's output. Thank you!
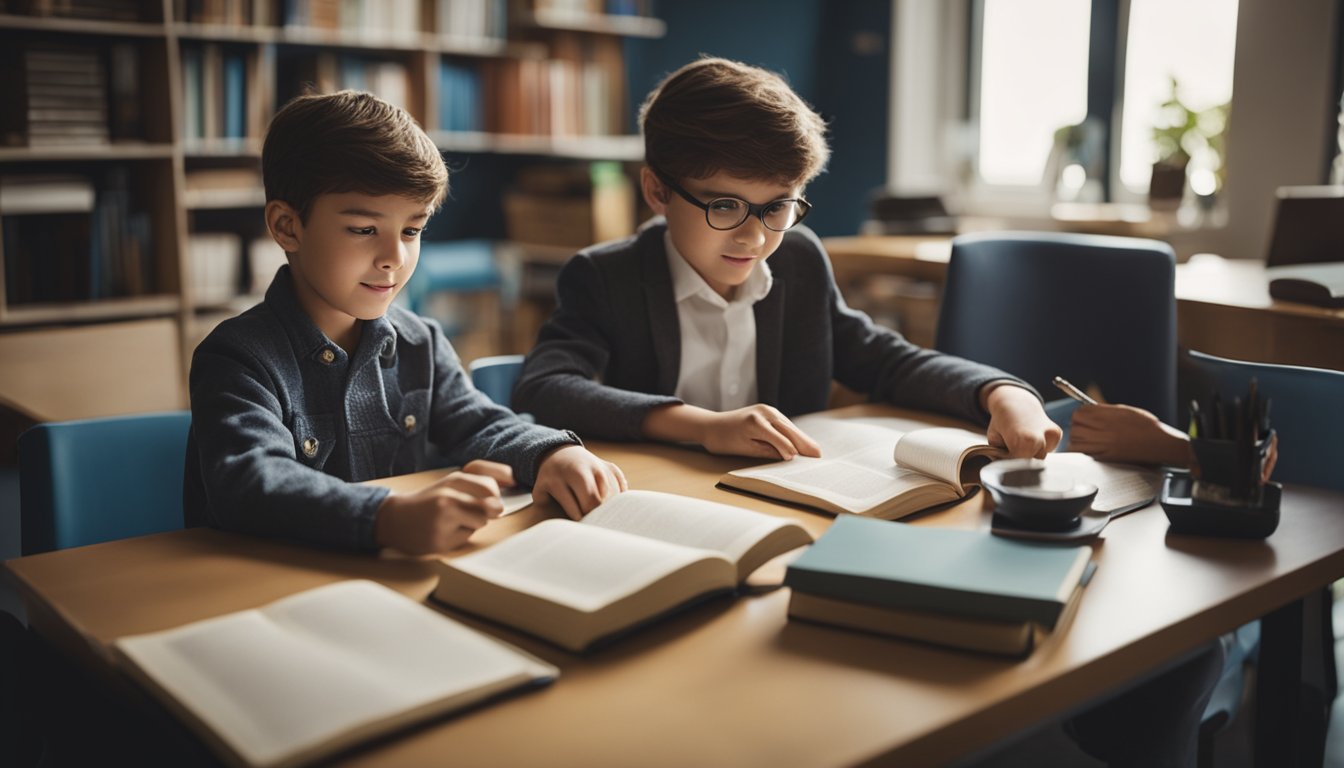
[0, 0, 662, 420]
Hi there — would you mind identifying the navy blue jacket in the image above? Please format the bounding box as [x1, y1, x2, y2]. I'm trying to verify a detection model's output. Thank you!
[514, 220, 1033, 440]
[184, 266, 579, 551]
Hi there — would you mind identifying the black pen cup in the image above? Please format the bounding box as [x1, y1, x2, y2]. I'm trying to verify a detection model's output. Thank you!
[1189, 429, 1275, 505]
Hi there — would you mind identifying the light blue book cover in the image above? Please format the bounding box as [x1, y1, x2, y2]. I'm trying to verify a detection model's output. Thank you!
[785, 516, 1093, 627]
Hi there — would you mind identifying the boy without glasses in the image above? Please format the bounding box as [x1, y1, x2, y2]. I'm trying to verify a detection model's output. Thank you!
[514, 57, 1060, 460]
[184, 91, 625, 555]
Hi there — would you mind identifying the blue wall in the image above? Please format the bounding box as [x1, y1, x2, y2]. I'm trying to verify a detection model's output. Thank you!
[627, 0, 890, 237]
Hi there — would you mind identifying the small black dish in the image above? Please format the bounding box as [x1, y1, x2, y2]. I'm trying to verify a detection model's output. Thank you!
[981, 459, 1099, 532]
[1159, 471, 1281, 539]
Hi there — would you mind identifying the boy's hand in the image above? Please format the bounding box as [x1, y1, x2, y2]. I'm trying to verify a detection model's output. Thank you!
[643, 403, 823, 460]
[983, 384, 1062, 459]
[1069, 403, 1196, 467]
[533, 445, 627, 520]
[374, 469, 506, 555]
[701, 405, 823, 460]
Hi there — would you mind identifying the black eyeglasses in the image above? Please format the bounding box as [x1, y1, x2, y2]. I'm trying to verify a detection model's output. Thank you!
[652, 167, 811, 232]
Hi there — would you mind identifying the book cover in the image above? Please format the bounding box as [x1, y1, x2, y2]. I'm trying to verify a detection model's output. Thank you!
[784, 516, 1093, 627]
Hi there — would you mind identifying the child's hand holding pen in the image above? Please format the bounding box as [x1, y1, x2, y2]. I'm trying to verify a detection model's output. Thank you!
[1055, 376, 1194, 467]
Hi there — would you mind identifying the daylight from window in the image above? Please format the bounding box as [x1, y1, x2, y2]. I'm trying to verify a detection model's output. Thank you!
[1120, 0, 1238, 193]
[977, 0, 1091, 186]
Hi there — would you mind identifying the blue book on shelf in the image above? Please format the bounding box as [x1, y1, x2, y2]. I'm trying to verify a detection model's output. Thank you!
[181, 46, 203, 140]
[784, 516, 1094, 628]
[223, 53, 246, 139]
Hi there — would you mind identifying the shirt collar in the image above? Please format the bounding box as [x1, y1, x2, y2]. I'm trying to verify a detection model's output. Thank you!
[264, 265, 397, 366]
[664, 231, 773, 308]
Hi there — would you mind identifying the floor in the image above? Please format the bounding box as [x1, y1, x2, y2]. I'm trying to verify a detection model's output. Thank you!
[0, 473, 1340, 766]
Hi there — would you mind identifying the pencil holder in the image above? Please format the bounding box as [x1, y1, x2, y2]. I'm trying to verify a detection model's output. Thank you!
[1188, 429, 1275, 506]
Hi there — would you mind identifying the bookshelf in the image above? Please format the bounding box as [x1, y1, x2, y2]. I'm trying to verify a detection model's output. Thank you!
[0, 0, 662, 421]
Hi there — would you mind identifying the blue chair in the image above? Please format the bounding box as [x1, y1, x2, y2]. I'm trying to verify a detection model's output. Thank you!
[469, 355, 525, 409]
[1179, 349, 1344, 764]
[18, 411, 191, 555]
[935, 232, 1178, 438]
[401, 240, 502, 336]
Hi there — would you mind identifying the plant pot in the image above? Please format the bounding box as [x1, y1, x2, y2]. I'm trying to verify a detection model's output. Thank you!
[1149, 160, 1187, 210]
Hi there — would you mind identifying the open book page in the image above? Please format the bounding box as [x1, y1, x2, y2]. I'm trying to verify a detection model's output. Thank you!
[442, 519, 732, 614]
[114, 580, 554, 768]
[582, 490, 812, 580]
[724, 414, 956, 516]
[893, 428, 1005, 494]
[1045, 453, 1160, 515]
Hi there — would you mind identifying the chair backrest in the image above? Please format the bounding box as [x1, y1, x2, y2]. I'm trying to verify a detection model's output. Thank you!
[1180, 350, 1344, 492]
[18, 410, 191, 554]
[469, 355, 525, 409]
[935, 231, 1177, 425]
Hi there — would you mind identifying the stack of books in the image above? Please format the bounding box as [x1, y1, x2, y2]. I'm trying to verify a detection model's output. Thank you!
[784, 517, 1096, 657]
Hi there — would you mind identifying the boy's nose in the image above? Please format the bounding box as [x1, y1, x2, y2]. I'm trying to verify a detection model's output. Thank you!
[376, 239, 407, 269]
[733, 215, 768, 246]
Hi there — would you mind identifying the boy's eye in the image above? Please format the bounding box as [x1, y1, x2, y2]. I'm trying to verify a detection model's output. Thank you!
[348, 226, 376, 236]
[402, 227, 423, 238]
[709, 199, 744, 213]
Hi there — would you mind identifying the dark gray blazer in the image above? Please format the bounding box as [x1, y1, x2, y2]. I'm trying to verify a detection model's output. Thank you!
[514, 219, 1033, 440]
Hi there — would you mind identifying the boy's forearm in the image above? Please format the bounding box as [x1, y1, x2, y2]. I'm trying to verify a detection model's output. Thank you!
[642, 403, 710, 445]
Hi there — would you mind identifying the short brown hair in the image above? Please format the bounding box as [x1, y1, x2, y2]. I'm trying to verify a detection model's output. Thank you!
[638, 57, 829, 186]
[262, 90, 447, 221]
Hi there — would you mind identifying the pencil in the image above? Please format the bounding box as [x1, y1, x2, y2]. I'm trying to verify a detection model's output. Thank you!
[1052, 376, 1098, 405]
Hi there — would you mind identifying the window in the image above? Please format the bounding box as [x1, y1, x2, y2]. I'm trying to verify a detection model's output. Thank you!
[955, 0, 1239, 203]
[1118, 0, 1239, 195]
[975, 0, 1091, 186]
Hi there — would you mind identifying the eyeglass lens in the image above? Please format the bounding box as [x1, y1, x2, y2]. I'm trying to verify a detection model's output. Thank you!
[705, 198, 807, 231]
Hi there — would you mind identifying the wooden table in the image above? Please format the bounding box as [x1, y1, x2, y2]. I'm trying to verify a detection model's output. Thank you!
[7, 405, 1344, 767]
[822, 237, 1344, 372]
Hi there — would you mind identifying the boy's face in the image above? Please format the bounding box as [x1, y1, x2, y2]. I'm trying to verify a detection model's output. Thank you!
[268, 192, 431, 347]
[642, 168, 801, 300]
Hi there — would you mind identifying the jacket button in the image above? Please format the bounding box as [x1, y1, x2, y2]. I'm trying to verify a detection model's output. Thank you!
[302, 437, 319, 457]
[403, 414, 416, 431]
[320, 348, 336, 364]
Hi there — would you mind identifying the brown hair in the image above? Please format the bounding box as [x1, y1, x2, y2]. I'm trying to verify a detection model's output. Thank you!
[262, 90, 447, 221]
[638, 57, 829, 186]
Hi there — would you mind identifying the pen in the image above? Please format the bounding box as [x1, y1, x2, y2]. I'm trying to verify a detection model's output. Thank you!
[1052, 376, 1098, 405]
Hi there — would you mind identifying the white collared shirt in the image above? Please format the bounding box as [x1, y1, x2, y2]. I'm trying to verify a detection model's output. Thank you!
[665, 232, 773, 411]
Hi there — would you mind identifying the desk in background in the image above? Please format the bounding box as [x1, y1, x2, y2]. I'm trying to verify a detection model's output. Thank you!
[822, 237, 1344, 372]
[6, 404, 1344, 767]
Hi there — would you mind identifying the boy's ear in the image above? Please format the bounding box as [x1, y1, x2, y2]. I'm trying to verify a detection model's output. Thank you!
[265, 200, 302, 252]
[639, 167, 670, 215]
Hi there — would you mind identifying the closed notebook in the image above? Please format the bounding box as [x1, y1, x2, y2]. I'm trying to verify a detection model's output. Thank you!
[787, 562, 1096, 657]
[113, 580, 557, 768]
[784, 516, 1094, 627]
[433, 489, 812, 652]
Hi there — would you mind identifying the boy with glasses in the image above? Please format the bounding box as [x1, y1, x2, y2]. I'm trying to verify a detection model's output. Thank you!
[514, 57, 1059, 460]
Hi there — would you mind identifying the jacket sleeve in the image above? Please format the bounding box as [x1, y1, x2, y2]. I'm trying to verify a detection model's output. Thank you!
[423, 320, 581, 486]
[805, 233, 1039, 424]
[513, 253, 681, 440]
[188, 339, 390, 552]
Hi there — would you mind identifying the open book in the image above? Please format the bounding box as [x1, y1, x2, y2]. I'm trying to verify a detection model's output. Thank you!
[719, 414, 1003, 519]
[432, 490, 813, 652]
[113, 580, 557, 768]
[719, 413, 1158, 520]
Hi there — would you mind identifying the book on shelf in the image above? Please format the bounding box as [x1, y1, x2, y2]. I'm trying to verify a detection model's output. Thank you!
[188, 232, 243, 305]
[719, 412, 1158, 521]
[784, 516, 1095, 628]
[22, 44, 110, 147]
[113, 579, 558, 768]
[432, 489, 813, 652]
[0, 174, 96, 215]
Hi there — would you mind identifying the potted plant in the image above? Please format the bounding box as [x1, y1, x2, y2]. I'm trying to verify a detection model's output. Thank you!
[1150, 77, 1229, 210]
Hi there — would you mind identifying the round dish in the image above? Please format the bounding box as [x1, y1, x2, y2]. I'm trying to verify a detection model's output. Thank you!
[980, 459, 1099, 531]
